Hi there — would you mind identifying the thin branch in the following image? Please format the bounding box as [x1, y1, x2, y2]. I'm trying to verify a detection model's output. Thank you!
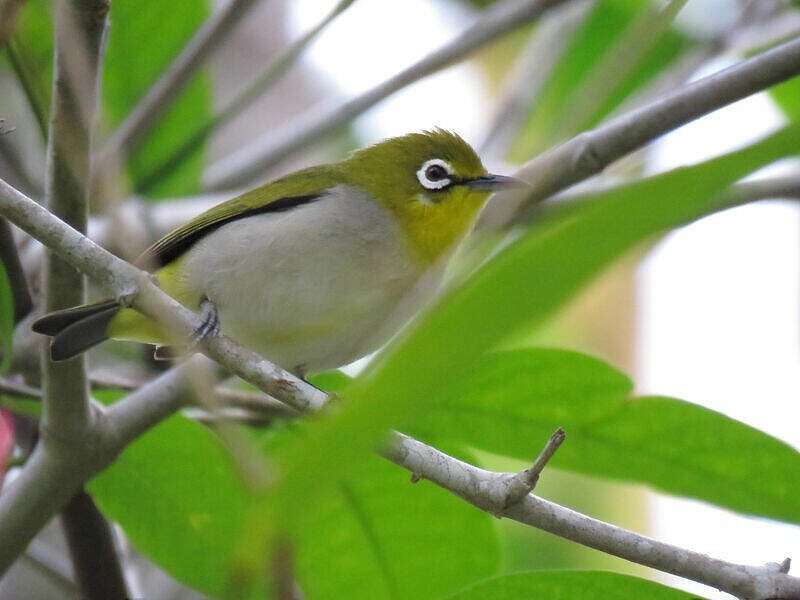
[136, 0, 357, 195]
[60, 491, 130, 600]
[94, 0, 265, 174]
[382, 432, 800, 600]
[479, 0, 593, 159]
[0, 177, 328, 413]
[202, 0, 573, 191]
[477, 34, 800, 230]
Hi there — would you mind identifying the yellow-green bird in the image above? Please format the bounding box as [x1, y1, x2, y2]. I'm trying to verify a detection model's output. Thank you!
[33, 129, 523, 376]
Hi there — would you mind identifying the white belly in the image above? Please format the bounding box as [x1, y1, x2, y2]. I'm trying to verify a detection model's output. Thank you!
[179, 185, 439, 374]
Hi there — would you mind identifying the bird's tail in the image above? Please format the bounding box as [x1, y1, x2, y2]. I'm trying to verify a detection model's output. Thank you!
[32, 299, 121, 361]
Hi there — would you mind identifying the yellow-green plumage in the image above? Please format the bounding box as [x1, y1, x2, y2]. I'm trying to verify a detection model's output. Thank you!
[34, 129, 521, 370]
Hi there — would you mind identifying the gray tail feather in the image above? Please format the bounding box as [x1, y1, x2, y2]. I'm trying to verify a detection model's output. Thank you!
[32, 300, 120, 361]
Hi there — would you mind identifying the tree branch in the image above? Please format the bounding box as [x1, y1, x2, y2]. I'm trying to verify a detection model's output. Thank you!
[60, 491, 129, 600]
[202, 0, 572, 191]
[382, 432, 800, 600]
[477, 34, 800, 230]
[94, 0, 264, 175]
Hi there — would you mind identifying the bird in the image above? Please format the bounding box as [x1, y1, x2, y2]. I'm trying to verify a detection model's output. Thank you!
[32, 129, 524, 376]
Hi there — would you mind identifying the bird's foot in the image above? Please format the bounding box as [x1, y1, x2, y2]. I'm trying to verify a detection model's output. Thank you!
[191, 297, 220, 345]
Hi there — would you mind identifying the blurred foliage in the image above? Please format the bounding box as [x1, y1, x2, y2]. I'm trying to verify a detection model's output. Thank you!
[446, 571, 706, 599]
[0, 262, 12, 374]
[509, 0, 694, 162]
[101, 0, 211, 197]
[769, 76, 800, 121]
[3, 0, 211, 198]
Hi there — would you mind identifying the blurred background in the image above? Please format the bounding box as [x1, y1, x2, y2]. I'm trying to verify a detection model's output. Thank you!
[0, 0, 798, 597]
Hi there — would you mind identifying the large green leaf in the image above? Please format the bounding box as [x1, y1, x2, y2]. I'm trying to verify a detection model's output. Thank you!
[253, 125, 799, 553]
[89, 412, 249, 596]
[408, 348, 800, 524]
[446, 571, 705, 599]
[292, 451, 499, 600]
[101, 0, 211, 197]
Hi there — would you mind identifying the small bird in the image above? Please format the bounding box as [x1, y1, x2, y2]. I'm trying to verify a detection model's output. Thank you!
[33, 130, 522, 376]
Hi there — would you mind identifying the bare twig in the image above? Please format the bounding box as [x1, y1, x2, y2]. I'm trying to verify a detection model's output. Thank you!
[478, 34, 800, 230]
[94, 0, 265, 175]
[202, 0, 572, 191]
[136, 0, 356, 194]
[479, 0, 593, 159]
[502, 427, 565, 508]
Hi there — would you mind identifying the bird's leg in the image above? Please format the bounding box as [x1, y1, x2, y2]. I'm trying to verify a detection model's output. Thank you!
[192, 296, 221, 344]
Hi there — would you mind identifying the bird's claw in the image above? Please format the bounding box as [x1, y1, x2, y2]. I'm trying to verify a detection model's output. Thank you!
[191, 297, 220, 346]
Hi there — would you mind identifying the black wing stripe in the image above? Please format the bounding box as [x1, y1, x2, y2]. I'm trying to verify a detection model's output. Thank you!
[139, 193, 322, 270]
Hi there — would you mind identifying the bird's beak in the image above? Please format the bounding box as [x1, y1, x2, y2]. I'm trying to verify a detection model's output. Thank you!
[463, 174, 528, 191]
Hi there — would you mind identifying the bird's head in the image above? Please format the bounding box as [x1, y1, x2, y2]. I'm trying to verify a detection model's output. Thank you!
[341, 129, 525, 263]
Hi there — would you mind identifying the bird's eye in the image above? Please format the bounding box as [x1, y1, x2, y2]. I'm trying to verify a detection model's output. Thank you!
[425, 164, 447, 180]
[417, 158, 453, 191]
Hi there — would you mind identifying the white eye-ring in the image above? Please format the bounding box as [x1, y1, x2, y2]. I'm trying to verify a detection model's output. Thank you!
[417, 158, 453, 190]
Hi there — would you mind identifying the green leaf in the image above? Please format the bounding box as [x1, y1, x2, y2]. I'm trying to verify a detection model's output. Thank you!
[446, 571, 706, 599]
[88, 413, 249, 596]
[293, 452, 499, 600]
[101, 0, 211, 197]
[409, 348, 800, 525]
[769, 76, 800, 121]
[0, 262, 13, 374]
[4, 0, 53, 137]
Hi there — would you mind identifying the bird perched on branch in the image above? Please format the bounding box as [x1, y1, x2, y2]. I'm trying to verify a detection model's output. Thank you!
[33, 129, 523, 376]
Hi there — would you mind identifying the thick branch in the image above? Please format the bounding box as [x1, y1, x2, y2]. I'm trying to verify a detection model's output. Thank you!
[203, 0, 571, 191]
[95, 0, 263, 173]
[383, 432, 800, 600]
[478, 34, 800, 230]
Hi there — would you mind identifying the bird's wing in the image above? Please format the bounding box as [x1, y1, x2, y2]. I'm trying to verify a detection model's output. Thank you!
[137, 167, 342, 270]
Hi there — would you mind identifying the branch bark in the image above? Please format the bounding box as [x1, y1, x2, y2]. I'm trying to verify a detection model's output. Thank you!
[478, 34, 800, 230]
[202, 0, 572, 191]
